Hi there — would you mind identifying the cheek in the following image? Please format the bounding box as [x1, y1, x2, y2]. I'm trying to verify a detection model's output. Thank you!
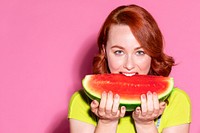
[107, 57, 124, 72]
[142, 62, 151, 70]
[137, 57, 151, 72]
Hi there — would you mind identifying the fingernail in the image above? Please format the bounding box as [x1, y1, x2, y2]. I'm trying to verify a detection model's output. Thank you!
[163, 103, 166, 106]
[92, 100, 97, 104]
[153, 92, 157, 96]
[102, 91, 106, 95]
[141, 94, 146, 99]
[136, 108, 140, 112]
[114, 94, 119, 99]
[161, 102, 166, 107]
[121, 106, 126, 110]
[147, 91, 152, 96]
[108, 91, 113, 95]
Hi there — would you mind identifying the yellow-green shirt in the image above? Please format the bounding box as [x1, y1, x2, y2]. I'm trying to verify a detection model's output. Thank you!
[68, 88, 191, 133]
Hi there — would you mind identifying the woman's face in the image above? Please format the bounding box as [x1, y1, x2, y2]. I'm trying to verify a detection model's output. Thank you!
[105, 24, 151, 76]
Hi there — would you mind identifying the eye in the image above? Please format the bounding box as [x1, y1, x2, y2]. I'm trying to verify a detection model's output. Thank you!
[136, 50, 145, 56]
[114, 50, 124, 55]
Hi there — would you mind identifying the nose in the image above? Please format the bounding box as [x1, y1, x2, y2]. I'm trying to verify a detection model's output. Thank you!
[123, 55, 135, 71]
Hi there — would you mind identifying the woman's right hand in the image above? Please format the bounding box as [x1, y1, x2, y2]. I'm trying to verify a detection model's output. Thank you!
[90, 91, 126, 124]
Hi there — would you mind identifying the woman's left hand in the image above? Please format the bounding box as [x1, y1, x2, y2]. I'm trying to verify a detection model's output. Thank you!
[132, 91, 166, 125]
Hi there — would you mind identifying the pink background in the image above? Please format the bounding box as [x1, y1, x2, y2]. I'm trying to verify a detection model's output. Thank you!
[0, 0, 200, 133]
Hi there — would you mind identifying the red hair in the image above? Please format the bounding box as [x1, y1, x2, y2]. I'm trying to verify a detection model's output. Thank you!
[93, 4, 175, 76]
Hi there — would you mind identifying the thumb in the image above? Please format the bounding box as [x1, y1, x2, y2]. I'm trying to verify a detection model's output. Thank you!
[159, 102, 166, 115]
[90, 100, 99, 113]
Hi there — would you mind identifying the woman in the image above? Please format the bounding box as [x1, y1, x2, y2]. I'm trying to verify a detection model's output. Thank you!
[68, 4, 191, 133]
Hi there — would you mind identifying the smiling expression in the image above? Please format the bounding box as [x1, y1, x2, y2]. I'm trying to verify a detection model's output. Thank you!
[104, 24, 152, 76]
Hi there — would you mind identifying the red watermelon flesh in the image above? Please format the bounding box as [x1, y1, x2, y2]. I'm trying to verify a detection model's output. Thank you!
[82, 74, 174, 111]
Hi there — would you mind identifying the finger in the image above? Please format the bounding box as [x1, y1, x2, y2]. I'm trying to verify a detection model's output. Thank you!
[153, 92, 159, 115]
[112, 94, 120, 115]
[141, 94, 147, 116]
[98, 91, 107, 116]
[158, 102, 166, 115]
[91, 100, 99, 109]
[105, 91, 113, 114]
[134, 106, 141, 117]
[90, 100, 99, 114]
[119, 106, 126, 117]
[147, 91, 154, 115]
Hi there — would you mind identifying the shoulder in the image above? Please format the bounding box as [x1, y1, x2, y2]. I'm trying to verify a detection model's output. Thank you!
[69, 90, 83, 101]
[68, 89, 91, 117]
[165, 87, 191, 118]
[69, 89, 91, 107]
[159, 88, 192, 129]
[68, 89, 97, 125]
[171, 88, 189, 96]
[168, 88, 191, 104]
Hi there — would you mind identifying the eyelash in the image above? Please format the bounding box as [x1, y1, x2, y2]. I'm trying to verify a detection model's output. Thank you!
[114, 50, 124, 55]
[136, 50, 145, 55]
[113, 50, 145, 56]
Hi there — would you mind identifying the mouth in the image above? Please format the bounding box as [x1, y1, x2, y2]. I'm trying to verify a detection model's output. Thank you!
[120, 72, 138, 76]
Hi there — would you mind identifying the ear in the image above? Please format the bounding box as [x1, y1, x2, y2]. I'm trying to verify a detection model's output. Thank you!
[102, 44, 107, 58]
[102, 44, 106, 54]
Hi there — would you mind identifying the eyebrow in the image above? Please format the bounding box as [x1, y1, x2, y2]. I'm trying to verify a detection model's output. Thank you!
[111, 45, 143, 50]
[111, 45, 124, 49]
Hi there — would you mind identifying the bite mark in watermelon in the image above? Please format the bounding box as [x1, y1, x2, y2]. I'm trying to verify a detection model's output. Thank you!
[82, 74, 174, 111]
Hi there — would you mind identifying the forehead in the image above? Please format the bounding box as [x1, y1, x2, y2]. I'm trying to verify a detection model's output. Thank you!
[107, 24, 141, 48]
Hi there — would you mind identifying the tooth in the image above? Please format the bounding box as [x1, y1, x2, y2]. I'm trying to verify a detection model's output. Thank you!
[123, 73, 136, 76]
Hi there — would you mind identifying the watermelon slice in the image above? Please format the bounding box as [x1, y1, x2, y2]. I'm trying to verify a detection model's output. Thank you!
[82, 74, 174, 111]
